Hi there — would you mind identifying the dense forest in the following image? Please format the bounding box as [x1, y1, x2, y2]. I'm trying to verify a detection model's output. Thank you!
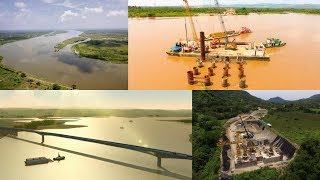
[193, 90, 320, 179]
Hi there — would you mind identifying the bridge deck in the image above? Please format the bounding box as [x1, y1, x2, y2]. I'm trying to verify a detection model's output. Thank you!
[0, 127, 192, 160]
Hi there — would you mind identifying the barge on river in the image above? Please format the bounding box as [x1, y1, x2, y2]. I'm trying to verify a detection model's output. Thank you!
[167, 42, 270, 61]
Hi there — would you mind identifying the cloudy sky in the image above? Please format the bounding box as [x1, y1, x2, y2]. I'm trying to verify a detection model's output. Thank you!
[0, 91, 191, 109]
[0, 0, 128, 30]
[129, 0, 320, 6]
[247, 90, 320, 101]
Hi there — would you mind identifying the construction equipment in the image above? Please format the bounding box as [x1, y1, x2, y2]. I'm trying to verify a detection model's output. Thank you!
[239, 116, 255, 153]
[213, 0, 237, 50]
[183, 0, 198, 42]
[238, 27, 252, 34]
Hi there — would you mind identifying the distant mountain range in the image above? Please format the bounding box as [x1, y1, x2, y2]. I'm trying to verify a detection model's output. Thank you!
[266, 94, 320, 103]
[267, 97, 287, 103]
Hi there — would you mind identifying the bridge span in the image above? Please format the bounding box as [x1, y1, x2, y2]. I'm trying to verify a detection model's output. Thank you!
[0, 127, 192, 166]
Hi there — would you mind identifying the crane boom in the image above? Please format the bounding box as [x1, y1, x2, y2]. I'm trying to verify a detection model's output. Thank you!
[213, 0, 229, 45]
[183, 0, 198, 42]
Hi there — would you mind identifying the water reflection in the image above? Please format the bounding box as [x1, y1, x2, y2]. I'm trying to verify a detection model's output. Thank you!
[0, 30, 127, 89]
[0, 117, 191, 179]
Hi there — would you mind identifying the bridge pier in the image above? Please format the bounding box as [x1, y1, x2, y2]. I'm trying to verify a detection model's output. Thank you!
[41, 134, 44, 143]
[157, 157, 162, 167]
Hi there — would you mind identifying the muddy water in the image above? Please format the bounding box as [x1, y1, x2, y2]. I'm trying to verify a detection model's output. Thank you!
[0, 30, 128, 90]
[0, 117, 191, 179]
[129, 14, 320, 90]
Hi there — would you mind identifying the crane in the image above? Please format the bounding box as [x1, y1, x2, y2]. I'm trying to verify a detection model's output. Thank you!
[183, 0, 198, 42]
[213, 0, 237, 50]
[239, 116, 255, 153]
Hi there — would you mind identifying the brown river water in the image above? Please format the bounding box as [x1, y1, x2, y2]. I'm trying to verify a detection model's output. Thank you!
[129, 14, 320, 90]
[0, 117, 191, 179]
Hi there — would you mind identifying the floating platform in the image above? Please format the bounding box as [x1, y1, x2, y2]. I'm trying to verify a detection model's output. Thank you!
[167, 45, 270, 61]
[25, 157, 51, 166]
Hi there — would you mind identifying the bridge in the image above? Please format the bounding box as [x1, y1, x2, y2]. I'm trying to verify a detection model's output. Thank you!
[0, 127, 192, 167]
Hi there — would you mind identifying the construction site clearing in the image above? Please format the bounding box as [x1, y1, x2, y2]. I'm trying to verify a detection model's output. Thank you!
[219, 109, 298, 175]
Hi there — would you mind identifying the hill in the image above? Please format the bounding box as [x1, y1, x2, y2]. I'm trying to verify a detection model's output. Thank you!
[267, 96, 287, 103]
[193, 90, 320, 179]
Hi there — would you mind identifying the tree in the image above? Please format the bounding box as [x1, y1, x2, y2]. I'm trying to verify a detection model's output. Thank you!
[52, 84, 61, 90]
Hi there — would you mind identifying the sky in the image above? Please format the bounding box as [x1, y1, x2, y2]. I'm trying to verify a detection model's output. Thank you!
[128, 0, 320, 6]
[0, 0, 128, 30]
[0, 90, 192, 109]
[247, 90, 320, 101]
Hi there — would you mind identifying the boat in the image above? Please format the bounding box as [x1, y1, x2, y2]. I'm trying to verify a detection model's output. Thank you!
[129, 120, 133, 123]
[53, 153, 65, 161]
[25, 157, 50, 166]
[263, 38, 286, 48]
[238, 27, 252, 34]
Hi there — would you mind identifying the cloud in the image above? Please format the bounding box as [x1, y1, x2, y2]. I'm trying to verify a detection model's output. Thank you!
[55, 0, 85, 9]
[60, 10, 78, 22]
[42, 0, 58, 3]
[84, 6, 104, 13]
[14, 2, 27, 8]
[106, 10, 127, 17]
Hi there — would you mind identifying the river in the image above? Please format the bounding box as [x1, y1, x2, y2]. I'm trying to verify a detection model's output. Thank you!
[0, 117, 191, 180]
[129, 14, 320, 90]
[0, 30, 128, 90]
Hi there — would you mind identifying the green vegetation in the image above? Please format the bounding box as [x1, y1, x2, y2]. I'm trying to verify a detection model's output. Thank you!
[129, 6, 224, 17]
[233, 167, 280, 180]
[282, 137, 320, 179]
[0, 31, 49, 45]
[0, 109, 191, 119]
[59, 31, 128, 64]
[193, 113, 224, 179]
[0, 31, 70, 90]
[13, 120, 86, 130]
[0, 63, 70, 90]
[44, 30, 67, 37]
[236, 137, 320, 180]
[265, 111, 320, 145]
[128, 6, 320, 17]
[0, 118, 85, 131]
[157, 119, 192, 123]
[54, 36, 87, 51]
[192, 90, 320, 179]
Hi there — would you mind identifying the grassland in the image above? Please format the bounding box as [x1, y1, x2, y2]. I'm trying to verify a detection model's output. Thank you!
[0, 109, 192, 119]
[54, 36, 87, 51]
[128, 6, 320, 17]
[0, 62, 70, 90]
[55, 30, 128, 64]
[0, 31, 49, 45]
[264, 111, 320, 145]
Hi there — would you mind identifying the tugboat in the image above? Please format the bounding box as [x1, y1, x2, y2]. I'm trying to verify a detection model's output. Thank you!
[263, 38, 286, 48]
[53, 153, 65, 161]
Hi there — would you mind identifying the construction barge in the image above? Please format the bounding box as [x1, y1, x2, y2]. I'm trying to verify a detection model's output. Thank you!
[167, 41, 270, 61]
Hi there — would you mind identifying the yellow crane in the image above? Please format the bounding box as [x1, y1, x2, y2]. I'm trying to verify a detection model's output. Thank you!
[183, 0, 198, 42]
[213, 0, 237, 50]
